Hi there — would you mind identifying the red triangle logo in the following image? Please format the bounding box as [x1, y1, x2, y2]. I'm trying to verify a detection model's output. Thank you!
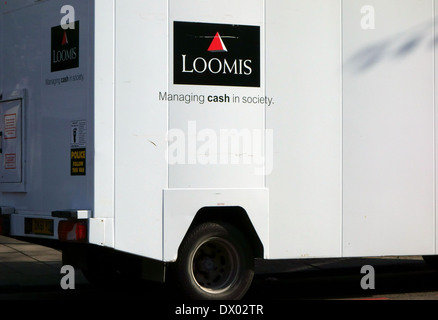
[62, 31, 68, 46]
[208, 32, 228, 53]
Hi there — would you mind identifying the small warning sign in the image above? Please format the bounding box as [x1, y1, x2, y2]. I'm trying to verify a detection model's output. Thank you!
[5, 154, 16, 170]
[71, 120, 87, 149]
[4, 114, 17, 140]
[71, 148, 86, 176]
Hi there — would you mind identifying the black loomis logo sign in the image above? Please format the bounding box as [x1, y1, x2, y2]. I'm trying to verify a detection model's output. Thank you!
[51, 21, 80, 72]
[174, 21, 260, 88]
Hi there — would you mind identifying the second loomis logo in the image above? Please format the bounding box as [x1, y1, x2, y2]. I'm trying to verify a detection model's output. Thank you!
[51, 21, 79, 72]
[174, 21, 260, 87]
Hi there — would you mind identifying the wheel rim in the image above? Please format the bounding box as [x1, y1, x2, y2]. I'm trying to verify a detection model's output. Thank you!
[190, 237, 240, 294]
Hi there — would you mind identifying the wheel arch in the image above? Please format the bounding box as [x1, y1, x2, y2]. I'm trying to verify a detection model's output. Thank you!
[182, 206, 264, 259]
[163, 188, 269, 262]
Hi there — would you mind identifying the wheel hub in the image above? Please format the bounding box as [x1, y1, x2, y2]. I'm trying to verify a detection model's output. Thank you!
[191, 237, 239, 293]
[200, 257, 215, 271]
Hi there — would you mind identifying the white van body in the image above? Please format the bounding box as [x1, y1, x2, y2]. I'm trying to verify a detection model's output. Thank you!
[1, 0, 437, 299]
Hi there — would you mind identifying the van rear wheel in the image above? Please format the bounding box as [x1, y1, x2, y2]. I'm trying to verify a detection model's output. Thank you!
[173, 222, 254, 300]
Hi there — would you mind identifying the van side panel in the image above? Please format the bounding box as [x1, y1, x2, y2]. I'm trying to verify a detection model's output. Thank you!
[113, 0, 168, 260]
[266, 0, 343, 259]
[0, 0, 95, 238]
[342, 0, 435, 256]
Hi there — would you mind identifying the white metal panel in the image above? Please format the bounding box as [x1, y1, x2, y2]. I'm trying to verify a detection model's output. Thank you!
[93, 0, 115, 220]
[168, 0, 266, 189]
[266, 0, 343, 259]
[93, 0, 115, 247]
[435, 0, 438, 255]
[114, 0, 168, 260]
[163, 188, 269, 261]
[89, 218, 114, 247]
[343, 0, 435, 256]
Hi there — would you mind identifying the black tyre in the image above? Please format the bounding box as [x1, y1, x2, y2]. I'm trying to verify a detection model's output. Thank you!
[172, 222, 254, 300]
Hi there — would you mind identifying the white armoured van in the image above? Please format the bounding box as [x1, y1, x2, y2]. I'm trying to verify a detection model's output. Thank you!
[1, 0, 438, 299]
